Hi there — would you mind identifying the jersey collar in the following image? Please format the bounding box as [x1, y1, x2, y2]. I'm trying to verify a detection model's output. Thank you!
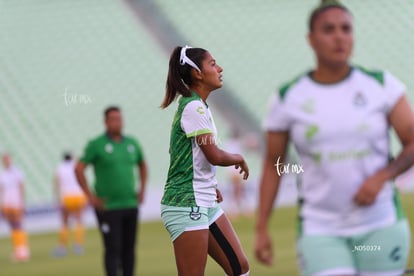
[308, 66, 354, 85]
[105, 132, 124, 143]
[191, 91, 209, 108]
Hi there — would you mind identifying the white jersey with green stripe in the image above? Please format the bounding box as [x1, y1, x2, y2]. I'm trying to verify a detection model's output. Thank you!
[264, 66, 406, 236]
[162, 92, 218, 208]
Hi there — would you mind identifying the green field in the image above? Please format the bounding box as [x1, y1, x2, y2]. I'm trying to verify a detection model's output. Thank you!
[1, 193, 414, 276]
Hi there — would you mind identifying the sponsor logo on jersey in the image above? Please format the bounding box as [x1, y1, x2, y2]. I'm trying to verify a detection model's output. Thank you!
[305, 125, 319, 141]
[196, 106, 205, 115]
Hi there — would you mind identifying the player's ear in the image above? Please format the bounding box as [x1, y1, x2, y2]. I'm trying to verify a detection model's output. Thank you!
[191, 68, 203, 81]
[307, 32, 315, 51]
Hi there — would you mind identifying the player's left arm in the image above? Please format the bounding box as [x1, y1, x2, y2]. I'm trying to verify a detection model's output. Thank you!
[354, 95, 414, 205]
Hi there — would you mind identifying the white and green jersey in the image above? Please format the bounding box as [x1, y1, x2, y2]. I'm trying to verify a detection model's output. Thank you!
[162, 92, 218, 208]
[264, 66, 406, 236]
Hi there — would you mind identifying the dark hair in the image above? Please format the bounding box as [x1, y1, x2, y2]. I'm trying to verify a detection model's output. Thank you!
[63, 152, 72, 161]
[160, 46, 207, 109]
[309, 0, 350, 31]
[104, 106, 121, 118]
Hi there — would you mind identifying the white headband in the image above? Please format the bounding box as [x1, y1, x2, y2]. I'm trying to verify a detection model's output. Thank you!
[180, 45, 201, 72]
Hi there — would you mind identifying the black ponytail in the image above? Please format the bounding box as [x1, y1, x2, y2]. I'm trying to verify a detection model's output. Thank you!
[161, 46, 207, 109]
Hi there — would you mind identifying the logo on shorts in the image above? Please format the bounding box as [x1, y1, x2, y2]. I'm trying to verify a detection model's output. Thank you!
[390, 246, 401, 262]
[101, 223, 110, 233]
[189, 207, 201, 221]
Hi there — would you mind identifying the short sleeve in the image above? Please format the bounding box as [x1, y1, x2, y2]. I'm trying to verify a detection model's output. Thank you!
[80, 140, 97, 164]
[384, 71, 406, 113]
[133, 139, 145, 165]
[263, 92, 291, 132]
[181, 101, 212, 138]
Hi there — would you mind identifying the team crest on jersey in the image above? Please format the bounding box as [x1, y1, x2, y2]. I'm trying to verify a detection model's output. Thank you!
[189, 207, 201, 221]
[353, 92, 367, 107]
[127, 144, 135, 153]
[105, 143, 113, 153]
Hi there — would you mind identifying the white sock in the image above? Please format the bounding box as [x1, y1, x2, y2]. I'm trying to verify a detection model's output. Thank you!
[226, 271, 250, 276]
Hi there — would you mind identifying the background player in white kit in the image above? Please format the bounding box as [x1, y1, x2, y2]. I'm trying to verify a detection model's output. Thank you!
[255, 1, 413, 275]
[53, 152, 87, 257]
[0, 153, 30, 262]
[224, 129, 252, 219]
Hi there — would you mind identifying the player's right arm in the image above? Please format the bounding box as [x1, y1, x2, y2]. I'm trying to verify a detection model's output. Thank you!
[255, 131, 289, 266]
[181, 100, 249, 179]
[196, 133, 249, 180]
[74, 161, 104, 210]
[75, 140, 104, 210]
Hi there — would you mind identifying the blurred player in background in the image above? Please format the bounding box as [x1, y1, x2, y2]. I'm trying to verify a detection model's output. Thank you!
[0, 153, 30, 262]
[75, 106, 148, 276]
[52, 152, 87, 257]
[160, 46, 250, 276]
[224, 129, 250, 219]
[256, 1, 413, 275]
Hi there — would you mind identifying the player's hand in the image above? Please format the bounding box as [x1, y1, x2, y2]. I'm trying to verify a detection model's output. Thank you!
[353, 172, 387, 206]
[235, 159, 249, 180]
[255, 229, 274, 266]
[216, 188, 223, 203]
[88, 194, 105, 210]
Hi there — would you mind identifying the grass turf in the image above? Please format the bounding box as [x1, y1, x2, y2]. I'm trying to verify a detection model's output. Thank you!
[1, 193, 413, 275]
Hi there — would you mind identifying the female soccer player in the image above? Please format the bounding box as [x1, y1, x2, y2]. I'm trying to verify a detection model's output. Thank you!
[0, 153, 30, 262]
[255, 1, 413, 275]
[160, 46, 250, 276]
[53, 152, 87, 257]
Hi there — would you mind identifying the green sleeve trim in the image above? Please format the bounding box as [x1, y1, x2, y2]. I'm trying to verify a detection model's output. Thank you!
[186, 128, 212, 138]
[278, 73, 304, 101]
[355, 65, 384, 86]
